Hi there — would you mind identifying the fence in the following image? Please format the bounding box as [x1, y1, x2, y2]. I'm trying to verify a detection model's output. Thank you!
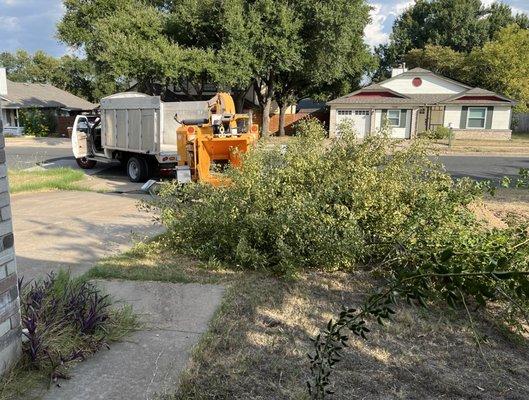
[57, 116, 77, 137]
[512, 113, 529, 134]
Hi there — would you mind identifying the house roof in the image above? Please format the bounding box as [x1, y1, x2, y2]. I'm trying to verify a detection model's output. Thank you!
[297, 98, 326, 113]
[327, 68, 516, 107]
[328, 92, 453, 106]
[1, 80, 96, 110]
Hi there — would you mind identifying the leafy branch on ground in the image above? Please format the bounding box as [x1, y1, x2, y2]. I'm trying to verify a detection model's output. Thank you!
[501, 168, 529, 189]
[146, 119, 529, 398]
[308, 266, 529, 399]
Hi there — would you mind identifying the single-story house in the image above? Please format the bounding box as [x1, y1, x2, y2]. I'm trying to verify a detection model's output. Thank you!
[0, 80, 96, 136]
[327, 67, 516, 140]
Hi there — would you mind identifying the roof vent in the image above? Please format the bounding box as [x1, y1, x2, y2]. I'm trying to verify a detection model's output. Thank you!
[391, 63, 408, 77]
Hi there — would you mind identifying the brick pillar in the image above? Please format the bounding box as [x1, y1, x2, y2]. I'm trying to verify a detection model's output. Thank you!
[0, 120, 21, 375]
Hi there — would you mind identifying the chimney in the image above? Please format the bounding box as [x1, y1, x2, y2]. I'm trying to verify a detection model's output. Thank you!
[391, 62, 408, 77]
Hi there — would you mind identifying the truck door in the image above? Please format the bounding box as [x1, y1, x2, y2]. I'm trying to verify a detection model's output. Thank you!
[71, 116, 92, 159]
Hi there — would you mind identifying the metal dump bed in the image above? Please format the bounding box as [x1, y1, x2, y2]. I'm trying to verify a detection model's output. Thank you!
[100, 93, 161, 155]
[99, 92, 209, 156]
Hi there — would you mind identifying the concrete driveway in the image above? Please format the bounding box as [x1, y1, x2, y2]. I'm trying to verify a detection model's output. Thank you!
[11, 191, 163, 282]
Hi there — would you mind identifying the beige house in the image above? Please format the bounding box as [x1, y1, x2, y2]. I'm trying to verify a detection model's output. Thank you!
[0, 80, 96, 136]
[327, 67, 515, 140]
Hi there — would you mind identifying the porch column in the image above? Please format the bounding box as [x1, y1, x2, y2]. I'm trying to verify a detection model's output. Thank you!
[410, 108, 418, 139]
[370, 108, 376, 135]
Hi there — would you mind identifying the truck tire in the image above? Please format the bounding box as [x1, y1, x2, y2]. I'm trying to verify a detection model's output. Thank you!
[76, 157, 97, 169]
[127, 157, 148, 182]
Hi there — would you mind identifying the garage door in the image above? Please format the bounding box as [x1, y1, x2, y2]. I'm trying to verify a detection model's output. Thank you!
[336, 109, 371, 137]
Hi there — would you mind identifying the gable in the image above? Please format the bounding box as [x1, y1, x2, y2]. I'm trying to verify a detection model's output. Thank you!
[381, 74, 468, 95]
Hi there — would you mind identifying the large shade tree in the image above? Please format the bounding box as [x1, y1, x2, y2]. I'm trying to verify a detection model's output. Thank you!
[403, 25, 529, 111]
[0, 50, 107, 102]
[57, 0, 374, 134]
[374, 0, 529, 80]
[273, 0, 374, 135]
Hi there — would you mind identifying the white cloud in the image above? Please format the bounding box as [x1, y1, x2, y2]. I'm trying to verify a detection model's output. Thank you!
[364, 4, 389, 48]
[364, 1, 413, 48]
[0, 16, 20, 32]
[390, 1, 414, 16]
[1, 0, 23, 5]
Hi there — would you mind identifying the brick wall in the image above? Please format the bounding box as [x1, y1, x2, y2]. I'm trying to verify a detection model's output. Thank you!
[0, 126, 21, 374]
[453, 129, 512, 141]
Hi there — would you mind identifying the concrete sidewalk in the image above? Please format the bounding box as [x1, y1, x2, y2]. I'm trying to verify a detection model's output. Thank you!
[42, 280, 225, 400]
[11, 191, 163, 282]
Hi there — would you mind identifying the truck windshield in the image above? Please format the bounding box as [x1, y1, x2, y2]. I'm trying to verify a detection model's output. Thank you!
[76, 119, 89, 133]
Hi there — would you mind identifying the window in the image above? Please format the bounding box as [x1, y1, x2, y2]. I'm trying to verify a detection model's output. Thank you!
[387, 110, 400, 126]
[76, 118, 89, 133]
[467, 107, 486, 128]
[337, 110, 352, 116]
[355, 110, 369, 116]
[412, 77, 422, 87]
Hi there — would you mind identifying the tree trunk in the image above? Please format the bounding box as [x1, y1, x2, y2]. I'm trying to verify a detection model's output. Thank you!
[261, 97, 272, 137]
[233, 90, 246, 113]
[253, 75, 274, 137]
[278, 103, 288, 136]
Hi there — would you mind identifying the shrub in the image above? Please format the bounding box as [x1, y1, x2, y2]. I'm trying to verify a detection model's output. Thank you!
[154, 119, 482, 275]
[18, 109, 56, 137]
[418, 125, 451, 140]
[18, 271, 137, 380]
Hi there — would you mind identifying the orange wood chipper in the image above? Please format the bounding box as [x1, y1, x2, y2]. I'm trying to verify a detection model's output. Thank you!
[175, 93, 259, 185]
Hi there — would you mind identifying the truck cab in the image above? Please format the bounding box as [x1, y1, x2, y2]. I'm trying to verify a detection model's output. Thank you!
[71, 114, 103, 169]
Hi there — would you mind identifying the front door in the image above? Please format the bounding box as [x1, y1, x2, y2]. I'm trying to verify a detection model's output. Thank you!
[417, 107, 427, 134]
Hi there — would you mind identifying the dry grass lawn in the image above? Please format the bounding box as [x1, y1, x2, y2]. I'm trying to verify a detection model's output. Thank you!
[88, 220, 529, 399]
[430, 133, 529, 155]
[481, 188, 529, 226]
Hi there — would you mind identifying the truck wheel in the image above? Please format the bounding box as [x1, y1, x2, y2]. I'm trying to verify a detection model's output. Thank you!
[127, 157, 148, 182]
[76, 157, 97, 169]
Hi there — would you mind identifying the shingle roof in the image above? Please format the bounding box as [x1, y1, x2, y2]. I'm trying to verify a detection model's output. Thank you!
[2, 80, 96, 110]
[328, 92, 453, 105]
[443, 87, 516, 105]
[463, 87, 496, 95]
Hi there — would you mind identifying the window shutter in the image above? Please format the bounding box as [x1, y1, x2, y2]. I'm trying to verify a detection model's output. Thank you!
[486, 106, 494, 129]
[381, 109, 387, 126]
[460, 106, 468, 129]
[399, 110, 407, 128]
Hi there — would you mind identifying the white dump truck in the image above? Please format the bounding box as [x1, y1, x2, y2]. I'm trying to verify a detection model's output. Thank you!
[71, 92, 208, 182]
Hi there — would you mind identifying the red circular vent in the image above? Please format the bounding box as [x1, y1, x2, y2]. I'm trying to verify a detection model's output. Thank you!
[412, 77, 422, 87]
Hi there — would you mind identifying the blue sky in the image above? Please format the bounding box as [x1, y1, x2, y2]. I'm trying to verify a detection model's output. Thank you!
[1, 0, 529, 56]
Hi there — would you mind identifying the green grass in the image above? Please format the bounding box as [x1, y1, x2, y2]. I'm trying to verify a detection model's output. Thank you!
[86, 237, 237, 285]
[9, 168, 89, 194]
